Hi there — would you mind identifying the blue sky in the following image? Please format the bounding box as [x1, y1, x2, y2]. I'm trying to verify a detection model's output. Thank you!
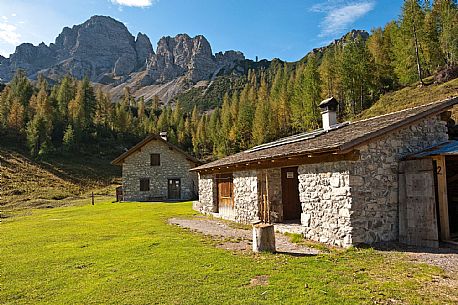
[0, 0, 403, 62]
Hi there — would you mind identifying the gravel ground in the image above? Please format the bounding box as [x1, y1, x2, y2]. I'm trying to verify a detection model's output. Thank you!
[168, 217, 319, 256]
[169, 217, 458, 276]
[375, 242, 458, 273]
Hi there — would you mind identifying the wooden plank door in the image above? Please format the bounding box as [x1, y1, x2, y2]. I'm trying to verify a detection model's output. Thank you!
[217, 174, 234, 219]
[399, 159, 439, 248]
[168, 179, 181, 200]
[281, 167, 301, 220]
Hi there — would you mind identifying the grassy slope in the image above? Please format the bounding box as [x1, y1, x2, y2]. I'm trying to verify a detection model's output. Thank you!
[0, 147, 120, 211]
[359, 78, 458, 119]
[1, 201, 456, 304]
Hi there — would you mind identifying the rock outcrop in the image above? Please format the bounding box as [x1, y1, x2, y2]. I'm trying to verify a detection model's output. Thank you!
[0, 15, 245, 96]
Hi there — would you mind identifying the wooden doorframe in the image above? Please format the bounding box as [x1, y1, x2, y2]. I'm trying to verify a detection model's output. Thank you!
[432, 155, 451, 241]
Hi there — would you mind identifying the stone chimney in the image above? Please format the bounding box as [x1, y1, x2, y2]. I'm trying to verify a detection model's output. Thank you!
[319, 97, 338, 131]
[159, 131, 167, 141]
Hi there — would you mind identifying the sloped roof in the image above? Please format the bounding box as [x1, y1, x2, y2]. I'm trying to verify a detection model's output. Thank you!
[112, 134, 202, 166]
[192, 97, 458, 172]
[406, 141, 458, 159]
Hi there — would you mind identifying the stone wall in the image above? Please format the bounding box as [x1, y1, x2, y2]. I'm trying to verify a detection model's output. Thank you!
[233, 170, 260, 224]
[198, 174, 217, 213]
[298, 162, 353, 247]
[349, 115, 448, 244]
[122, 140, 198, 201]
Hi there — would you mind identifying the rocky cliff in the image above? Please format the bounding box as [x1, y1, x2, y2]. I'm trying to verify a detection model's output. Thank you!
[0, 15, 245, 102]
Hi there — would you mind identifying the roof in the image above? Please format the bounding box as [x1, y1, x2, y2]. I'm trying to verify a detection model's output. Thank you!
[192, 97, 458, 172]
[406, 141, 458, 159]
[111, 134, 202, 166]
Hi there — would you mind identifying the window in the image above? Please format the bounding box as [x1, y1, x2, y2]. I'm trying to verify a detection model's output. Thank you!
[150, 154, 160, 166]
[140, 178, 150, 191]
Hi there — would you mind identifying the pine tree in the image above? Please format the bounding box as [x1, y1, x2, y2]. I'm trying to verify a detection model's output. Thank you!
[251, 75, 270, 145]
[433, 0, 458, 66]
[56, 75, 75, 120]
[395, 0, 426, 85]
[303, 55, 322, 130]
[423, 7, 445, 74]
[68, 78, 96, 133]
[7, 99, 25, 133]
[236, 85, 255, 149]
[9, 70, 33, 107]
[26, 114, 52, 157]
[218, 93, 233, 156]
[0, 87, 12, 129]
[62, 124, 75, 152]
[368, 25, 397, 91]
[94, 89, 113, 131]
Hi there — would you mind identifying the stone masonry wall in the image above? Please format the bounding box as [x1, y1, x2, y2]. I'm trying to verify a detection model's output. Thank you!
[122, 140, 198, 201]
[233, 170, 260, 224]
[298, 162, 353, 247]
[297, 115, 448, 247]
[198, 174, 217, 213]
[349, 115, 448, 244]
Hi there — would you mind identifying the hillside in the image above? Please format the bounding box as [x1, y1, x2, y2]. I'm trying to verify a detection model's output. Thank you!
[1, 77, 456, 211]
[0, 147, 120, 212]
[360, 78, 458, 119]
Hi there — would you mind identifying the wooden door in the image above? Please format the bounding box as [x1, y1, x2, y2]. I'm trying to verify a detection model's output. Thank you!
[168, 179, 181, 200]
[399, 159, 439, 248]
[217, 174, 234, 218]
[281, 167, 301, 220]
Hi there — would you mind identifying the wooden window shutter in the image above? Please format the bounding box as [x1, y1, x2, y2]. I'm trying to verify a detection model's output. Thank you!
[140, 178, 150, 191]
[150, 154, 160, 166]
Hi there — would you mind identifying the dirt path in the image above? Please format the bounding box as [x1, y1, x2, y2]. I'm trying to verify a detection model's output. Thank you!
[168, 217, 320, 256]
[375, 243, 458, 273]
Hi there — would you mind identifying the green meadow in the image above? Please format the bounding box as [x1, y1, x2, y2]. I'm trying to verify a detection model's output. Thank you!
[1, 201, 455, 304]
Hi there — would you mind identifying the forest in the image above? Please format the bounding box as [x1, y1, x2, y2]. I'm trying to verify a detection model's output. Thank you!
[0, 0, 456, 160]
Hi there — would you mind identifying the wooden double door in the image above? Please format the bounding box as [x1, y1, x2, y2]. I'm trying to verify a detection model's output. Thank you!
[281, 167, 301, 220]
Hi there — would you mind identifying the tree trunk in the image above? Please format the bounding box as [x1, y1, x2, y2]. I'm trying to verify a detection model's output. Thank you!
[252, 224, 276, 253]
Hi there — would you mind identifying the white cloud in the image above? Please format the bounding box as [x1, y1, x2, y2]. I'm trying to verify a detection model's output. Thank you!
[0, 22, 21, 45]
[311, 1, 375, 37]
[111, 0, 154, 7]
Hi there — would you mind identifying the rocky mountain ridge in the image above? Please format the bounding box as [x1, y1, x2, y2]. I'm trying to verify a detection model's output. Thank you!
[0, 16, 245, 102]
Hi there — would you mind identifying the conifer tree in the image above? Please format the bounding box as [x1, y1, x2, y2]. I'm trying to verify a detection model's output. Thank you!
[395, 0, 426, 85]
[94, 89, 113, 131]
[236, 85, 254, 149]
[56, 75, 75, 120]
[9, 70, 33, 107]
[433, 0, 458, 66]
[7, 99, 25, 133]
[251, 75, 270, 145]
[62, 124, 76, 152]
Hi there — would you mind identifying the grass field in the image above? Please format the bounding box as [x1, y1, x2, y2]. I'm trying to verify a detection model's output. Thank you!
[1, 200, 456, 304]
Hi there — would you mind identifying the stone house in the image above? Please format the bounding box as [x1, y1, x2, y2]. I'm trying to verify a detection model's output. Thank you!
[192, 97, 458, 248]
[112, 133, 201, 201]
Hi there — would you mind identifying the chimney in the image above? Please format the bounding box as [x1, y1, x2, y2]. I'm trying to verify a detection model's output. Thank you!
[159, 131, 168, 142]
[319, 97, 338, 131]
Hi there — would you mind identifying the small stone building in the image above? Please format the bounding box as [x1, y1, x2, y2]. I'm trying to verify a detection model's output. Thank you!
[112, 134, 201, 201]
[192, 97, 458, 248]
